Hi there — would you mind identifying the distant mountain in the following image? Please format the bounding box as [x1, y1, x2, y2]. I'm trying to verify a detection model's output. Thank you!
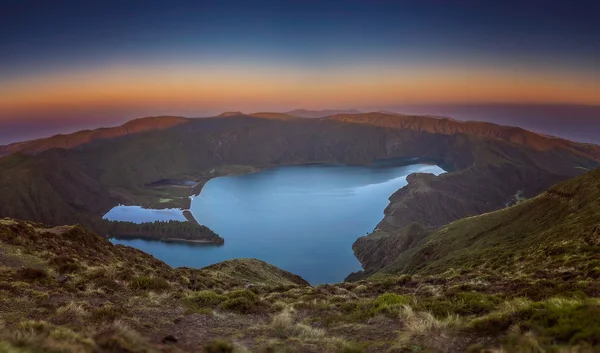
[0, 116, 190, 157]
[285, 109, 362, 118]
[0, 112, 301, 157]
[327, 112, 600, 157]
[376, 110, 405, 115]
[387, 103, 600, 144]
[248, 112, 299, 120]
[217, 111, 246, 117]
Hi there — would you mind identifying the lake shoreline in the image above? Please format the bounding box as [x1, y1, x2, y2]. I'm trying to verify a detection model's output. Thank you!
[133, 157, 445, 211]
[108, 163, 446, 284]
[111, 235, 224, 245]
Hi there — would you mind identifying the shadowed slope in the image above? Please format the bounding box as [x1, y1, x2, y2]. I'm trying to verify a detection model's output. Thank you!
[361, 166, 600, 279]
[327, 112, 600, 156]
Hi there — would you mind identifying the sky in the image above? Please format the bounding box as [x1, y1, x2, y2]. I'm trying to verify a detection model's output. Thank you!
[1, 0, 599, 144]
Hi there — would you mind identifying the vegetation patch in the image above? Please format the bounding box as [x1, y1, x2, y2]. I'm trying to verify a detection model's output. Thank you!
[220, 297, 259, 314]
[417, 291, 503, 317]
[185, 290, 228, 311]
[369, 293, 414, 317]
[522, 298, 600, 345]
[132, 276, 170, 291]
[17, 267, 49, 281]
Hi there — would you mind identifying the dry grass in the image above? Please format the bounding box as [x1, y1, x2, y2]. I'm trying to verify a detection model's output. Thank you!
[2, 218, 600, 352]
[296, 324, 326, 339]
[270, 309, 294, 337]
[146, 291, 173, 306]
[53, 302, 88, 325]
[396, 306, 463, 351]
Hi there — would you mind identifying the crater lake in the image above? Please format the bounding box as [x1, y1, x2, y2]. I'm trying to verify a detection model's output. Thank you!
[110, 163, 445, 284]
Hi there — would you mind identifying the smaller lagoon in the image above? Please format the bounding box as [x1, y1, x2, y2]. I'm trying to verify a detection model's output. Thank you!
[103, 205, 186, 223]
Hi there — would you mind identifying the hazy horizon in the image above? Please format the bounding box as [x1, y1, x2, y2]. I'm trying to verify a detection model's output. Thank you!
[1, 103, 599, 146]
[1, 1, 599, 144]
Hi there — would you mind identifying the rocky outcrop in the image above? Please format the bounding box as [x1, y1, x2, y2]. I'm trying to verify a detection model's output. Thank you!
[201, 258, 310, 286]
[347, 223, 431, 280]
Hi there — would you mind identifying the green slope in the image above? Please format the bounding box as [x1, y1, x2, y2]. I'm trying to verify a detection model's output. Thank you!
[2, 200, 600, 352]
[372, 166, 600, 281]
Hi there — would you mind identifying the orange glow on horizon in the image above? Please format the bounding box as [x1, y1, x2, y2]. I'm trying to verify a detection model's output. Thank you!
[1, 62, 599, 119]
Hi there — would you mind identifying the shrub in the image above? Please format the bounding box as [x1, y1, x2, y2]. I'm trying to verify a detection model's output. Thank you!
[418, 291, 502, 317]
[187, 291, 227, 308]
[523, 299, 600, 345]
[271, 310, 294, 338]
[8, 320, 95, 352]
[94, 321, 154, 353]
[353, 285, 367, 293]
[18, 267, 48, 281]
[470, 298, 537, 334]
[94, 278, 124, 293]
[203, 339, 234, 353]
[91, 306, 123, 323]
[338, 342, 365, 353]
[132, 276, 170, 291]
[397, 309, 462, 351]
[370, 293, 413, 317]
[52, 302, 88, 325]
[116, 268, 135, 281]
[372, 293, 413, 307]
[18, 320, 51, 332]
[49, 256, 80, 274]
[226, 289, 257, 301]
[220, 297, 256, 314]
[296, 324, 325, 339]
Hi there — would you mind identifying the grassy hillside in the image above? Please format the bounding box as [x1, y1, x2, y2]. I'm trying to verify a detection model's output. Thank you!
[2, 203, 600, 352]
[372, 166, 600, 279]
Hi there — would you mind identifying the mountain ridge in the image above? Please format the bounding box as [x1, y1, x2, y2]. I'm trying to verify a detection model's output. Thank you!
[285, 109, 363, 118]
[0, 116, 191, 157]
[0, 113, 597, 244]
[3, 112, 599, 159]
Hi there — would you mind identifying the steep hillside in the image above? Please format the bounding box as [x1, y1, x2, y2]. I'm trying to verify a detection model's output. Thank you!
[0, 151, 112, 225]
[369, 166, 600, 279]
[328, 112, 600, 157]
[2, 213, 600, 352]
[0, 116, 190, 157]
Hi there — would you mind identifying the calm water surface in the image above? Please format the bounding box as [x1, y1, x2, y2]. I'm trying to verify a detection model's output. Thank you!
[110, 164, 445, 284]
[104, 205, 186, 223]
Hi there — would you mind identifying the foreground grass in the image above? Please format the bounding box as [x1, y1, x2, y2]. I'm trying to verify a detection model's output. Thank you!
[1, 218, 600, 352]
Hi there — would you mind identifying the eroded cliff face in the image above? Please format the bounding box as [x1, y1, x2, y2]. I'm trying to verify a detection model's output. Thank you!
[347, 223, 431, 280]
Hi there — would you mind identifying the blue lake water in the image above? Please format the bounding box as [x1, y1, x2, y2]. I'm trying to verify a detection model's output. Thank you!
[110, 164, 445, 284]
[104, 205, 186, 223]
